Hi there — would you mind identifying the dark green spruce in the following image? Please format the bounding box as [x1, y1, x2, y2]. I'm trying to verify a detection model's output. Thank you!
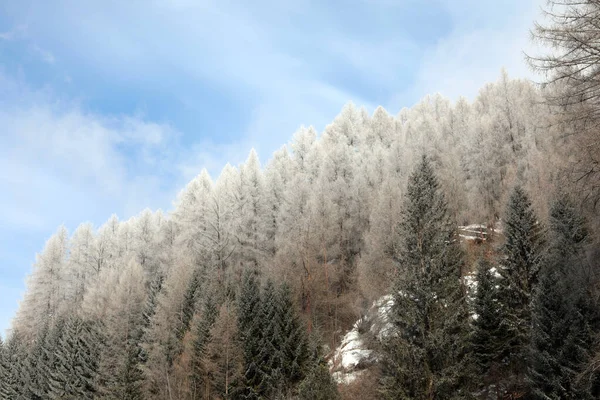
[497, 185, 543, 393]
[379, 155, 473, 399]
[528, 196, 597, 399]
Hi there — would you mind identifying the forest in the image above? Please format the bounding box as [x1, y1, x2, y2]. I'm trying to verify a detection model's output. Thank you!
[2, 0, 600, 399]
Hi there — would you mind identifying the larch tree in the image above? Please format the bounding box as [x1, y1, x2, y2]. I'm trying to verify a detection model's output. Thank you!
[204, 301, 243, 399]
[263, 146, 291, 257]
[190, 294, 219, 400]
[133, 208, 159, 274]
[97, 260, 147, 400]
[95, 214, 121, 272]
[66, 222, 96, 304]
[529, 0, 600, 208]
[15, 225, 69, 343]
[238, 149, 268, 268]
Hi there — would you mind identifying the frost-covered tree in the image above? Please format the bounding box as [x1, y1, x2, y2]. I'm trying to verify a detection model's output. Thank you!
[173, 170, 214, 261]
[263, 146, 291, 257]
[141, 256, 198, 398]
[96, 260, 147, 400]
[529, 0, 600, 208]
[317, 103, 366, 279]
[133, 208, 159, 273]
[66, 222, 96, 304]
[238, 149, 268, 268]
[94, 214, 121, 273]
[204, 301, 243, 399]
[15, 225, 69, 343]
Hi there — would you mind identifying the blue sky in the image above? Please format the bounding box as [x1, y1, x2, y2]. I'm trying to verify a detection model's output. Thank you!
[0, 0, 543, 337]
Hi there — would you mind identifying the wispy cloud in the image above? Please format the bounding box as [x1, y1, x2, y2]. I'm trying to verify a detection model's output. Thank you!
[0, 0, 548, 336]
[32, 44, 56, 64]
[0, 24, 27, 41]
[0, 74, 183, 232]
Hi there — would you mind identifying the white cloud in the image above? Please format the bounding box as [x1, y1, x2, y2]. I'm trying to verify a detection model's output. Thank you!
[387, 0, 545, 108]
[0, 77, 183, 232]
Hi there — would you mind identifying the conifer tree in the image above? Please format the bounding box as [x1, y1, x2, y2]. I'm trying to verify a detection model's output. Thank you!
[37, 319, 66, 398]
[528, 196, 595, 399]
[471, 258, 509, 395]
[48, 316, 101, 399]
[0, 331, 28, 399]
[257, 279, 283, 397]
[178, 270, 200, 341]
[298, 360, 340, 400]
[24, 323, 51, 399]
[498, 186, 543, 382]
[472, 259, 505, 370]
[379, 155, 472, 399]
[0, 336, 6, 397]
[191, 295, 219, 399]
[238, 269, 263, 399]
[277, 282, 309, 389]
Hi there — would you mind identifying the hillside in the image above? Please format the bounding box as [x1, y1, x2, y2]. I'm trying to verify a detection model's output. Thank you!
[1, 70, 599, 399]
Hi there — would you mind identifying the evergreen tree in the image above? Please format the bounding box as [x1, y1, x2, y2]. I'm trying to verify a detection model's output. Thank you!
[471, 258, 509, 395]
[472, 259, 505, 370]
[139, 273, 163, 367]
[1, 331, 29, 400]
[114, 344, 145, 400]
[238, 269, 263, 399]
[0, 336, 6, 397]
[191, 295, 219, 399]
[298, 361, 340, 400]
[24, 323, 51, 399]
[379, 155, 473, 399]
[257, 279, 283, 397]
[47, 316, 101, 399]
[277, 282, 309, 390]
[178, 270, 200, 341]
[497, 186, 543, 385]
[142, 274, 164, 329]
[528, 196, 595, 399]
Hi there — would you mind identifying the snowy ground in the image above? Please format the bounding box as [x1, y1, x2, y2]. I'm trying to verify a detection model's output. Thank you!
[328, 295, 393, 384]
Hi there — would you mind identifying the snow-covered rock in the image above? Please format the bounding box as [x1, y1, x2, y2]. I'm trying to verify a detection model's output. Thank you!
[329, 294, 394, 383]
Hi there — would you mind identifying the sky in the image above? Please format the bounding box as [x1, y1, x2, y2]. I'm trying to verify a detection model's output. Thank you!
[0, 0, 545, 337]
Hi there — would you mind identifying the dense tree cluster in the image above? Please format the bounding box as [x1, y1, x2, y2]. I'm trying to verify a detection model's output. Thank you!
[4, 26, 600, 396]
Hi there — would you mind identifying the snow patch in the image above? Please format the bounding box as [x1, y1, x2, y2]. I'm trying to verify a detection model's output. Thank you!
[329, 294, 394, 384]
